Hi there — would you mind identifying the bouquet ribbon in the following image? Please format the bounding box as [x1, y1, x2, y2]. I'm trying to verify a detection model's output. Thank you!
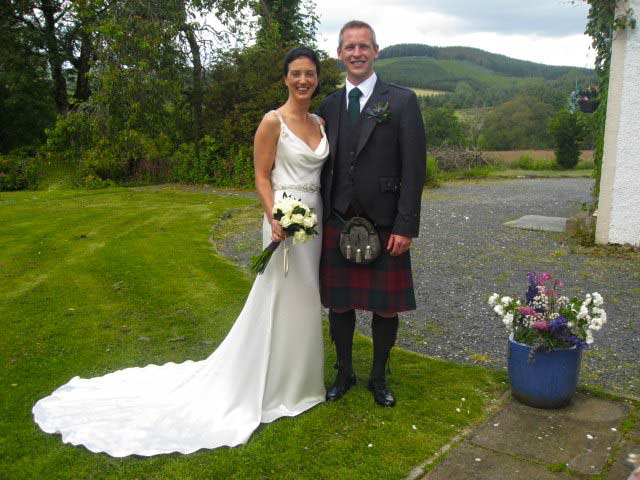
[283, 237, 290, 276]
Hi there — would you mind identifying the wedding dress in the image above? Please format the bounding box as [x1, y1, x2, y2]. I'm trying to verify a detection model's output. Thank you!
[33, 111, 330, 457]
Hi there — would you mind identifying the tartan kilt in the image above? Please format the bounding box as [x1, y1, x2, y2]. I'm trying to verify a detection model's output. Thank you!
[320, 215, 416, 313]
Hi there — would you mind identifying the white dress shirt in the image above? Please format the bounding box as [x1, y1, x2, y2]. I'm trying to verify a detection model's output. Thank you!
[345, 72, 378, 112]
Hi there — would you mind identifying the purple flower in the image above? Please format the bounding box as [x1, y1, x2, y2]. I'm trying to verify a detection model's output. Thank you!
[548, 316, 590, 350]
[549, 315, 568, 333]
[526, 272, 538, 305]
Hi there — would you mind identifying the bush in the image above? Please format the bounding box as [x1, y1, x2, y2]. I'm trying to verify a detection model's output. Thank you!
[43, 111, 96, 167]
[0, 152, 41, 191]
[79, 174, 117, 190]
[575, 158, 595, 170]
[170, 136, 254, 187]
[549, 110, 584, 169]
[425, 156, 438, 186]
[514, 155, 557, 171]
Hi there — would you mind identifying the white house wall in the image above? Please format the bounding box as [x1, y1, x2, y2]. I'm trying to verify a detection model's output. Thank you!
[596, 0, 640, 246]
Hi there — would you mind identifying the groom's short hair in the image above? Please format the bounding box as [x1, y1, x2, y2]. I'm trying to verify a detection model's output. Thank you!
[338, 20, 378, 50]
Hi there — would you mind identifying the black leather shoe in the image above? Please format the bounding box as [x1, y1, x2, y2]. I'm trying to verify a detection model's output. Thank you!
[368, 379, 396, 407]
[326, 372, 357, 402]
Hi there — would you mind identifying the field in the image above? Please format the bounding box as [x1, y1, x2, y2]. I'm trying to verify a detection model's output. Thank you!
[483, 150, 594, 164]
[411, 88, 448, 97]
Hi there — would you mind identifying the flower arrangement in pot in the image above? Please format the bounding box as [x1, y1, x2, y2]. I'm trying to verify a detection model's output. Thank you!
[489, 272, 606, 408]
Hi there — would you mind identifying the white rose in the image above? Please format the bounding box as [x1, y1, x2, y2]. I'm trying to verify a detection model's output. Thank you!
[303, 216, 315, 228]
[493, 305, 505, 316]
[280, 197, 296, 212]
[500, 296, 512, 305]
[578, 305, 589, 319]
[503, 313, 514, 326]
[293, 230, 307, 244]
[290, 213, 304, 225]
[488, 293, 499, 306]
[592, 292, 603, 306]
[280, 214, 292, 228]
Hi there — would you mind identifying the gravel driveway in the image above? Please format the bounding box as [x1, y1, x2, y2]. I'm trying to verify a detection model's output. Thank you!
[208, 178, 640, 398]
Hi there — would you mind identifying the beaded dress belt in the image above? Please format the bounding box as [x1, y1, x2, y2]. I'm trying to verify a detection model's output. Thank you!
[272, 183, 320, 193]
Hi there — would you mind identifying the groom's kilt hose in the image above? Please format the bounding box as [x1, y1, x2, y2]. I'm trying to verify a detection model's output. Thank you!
[320, 214, 416, 313]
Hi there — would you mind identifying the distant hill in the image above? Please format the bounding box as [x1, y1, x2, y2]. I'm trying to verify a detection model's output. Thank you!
[378, 44, 594, 81]
[374, 44, 596, 107]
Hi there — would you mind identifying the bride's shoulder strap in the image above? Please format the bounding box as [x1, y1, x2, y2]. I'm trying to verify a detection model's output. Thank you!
[265, 110, 285, 138]
[270, 110, 285, 125]
[311, 113, 324, 127]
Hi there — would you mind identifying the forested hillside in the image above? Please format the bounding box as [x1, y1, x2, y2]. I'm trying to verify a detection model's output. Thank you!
[378, 44, 594, 80]
[375, 43, 596, 111]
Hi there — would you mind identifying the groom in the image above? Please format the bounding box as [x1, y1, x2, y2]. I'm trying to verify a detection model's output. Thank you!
[318, 20, 426, 407]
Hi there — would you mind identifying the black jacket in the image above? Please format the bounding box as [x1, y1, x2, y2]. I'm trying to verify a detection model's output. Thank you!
[318, 78, 426, 238]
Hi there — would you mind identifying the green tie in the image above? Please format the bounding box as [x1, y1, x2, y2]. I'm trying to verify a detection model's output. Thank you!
[348, 87, 363, 124]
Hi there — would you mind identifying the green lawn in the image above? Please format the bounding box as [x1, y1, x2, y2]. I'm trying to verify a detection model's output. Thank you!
[0, 187, 506, 479]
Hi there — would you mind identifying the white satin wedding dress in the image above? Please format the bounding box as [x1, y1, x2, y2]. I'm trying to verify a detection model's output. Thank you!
[33, 111, 330, 457]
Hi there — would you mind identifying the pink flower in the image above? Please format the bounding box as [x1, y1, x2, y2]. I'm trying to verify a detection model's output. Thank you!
[532, 321, 549, 331]
[554, 279, 564, 288]
[518, 307, 536, 317]
[538, 272, 552, 285]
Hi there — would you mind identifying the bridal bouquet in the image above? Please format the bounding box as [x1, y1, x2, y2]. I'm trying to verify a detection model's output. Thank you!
[250, 194, 318, 274]
[489, 272, 606, 352]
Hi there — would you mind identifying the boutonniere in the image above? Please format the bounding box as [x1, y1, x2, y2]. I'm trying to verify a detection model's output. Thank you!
[365, 102, 391, 124]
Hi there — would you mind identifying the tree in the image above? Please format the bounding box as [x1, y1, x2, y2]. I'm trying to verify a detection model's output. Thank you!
[548, 110, 585, 169]
[460, 107, 488, 149]
[0, 2, 57, 152]
[8, 0, 74, 114]
[253, 0, 318, 46]
[176, 0, 248, 154]
[422, 107, 464, 147]
[481, 95, 554, 150]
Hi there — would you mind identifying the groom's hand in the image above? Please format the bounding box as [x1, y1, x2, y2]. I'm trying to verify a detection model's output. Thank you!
[387, 234, 412, 256]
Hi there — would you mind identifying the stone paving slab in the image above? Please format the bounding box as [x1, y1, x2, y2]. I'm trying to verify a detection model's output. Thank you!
[421, 394, 636, 480]
[503, 214, 568, 232]
[470, 394, 631, 475]
[607, 434, 640, 480]
[422, 443, 573, 480]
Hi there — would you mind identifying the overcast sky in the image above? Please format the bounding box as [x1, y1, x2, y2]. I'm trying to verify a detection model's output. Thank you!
[315, 0, 595, 68]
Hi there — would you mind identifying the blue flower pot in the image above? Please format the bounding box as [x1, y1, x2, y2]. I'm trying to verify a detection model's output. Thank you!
[508, 335, 582, 409]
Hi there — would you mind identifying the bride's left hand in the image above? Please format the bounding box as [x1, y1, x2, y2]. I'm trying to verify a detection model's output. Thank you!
[271, 219, 285, 242]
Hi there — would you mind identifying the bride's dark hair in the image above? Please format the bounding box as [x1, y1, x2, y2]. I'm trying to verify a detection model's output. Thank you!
[283, 46, 321, 97]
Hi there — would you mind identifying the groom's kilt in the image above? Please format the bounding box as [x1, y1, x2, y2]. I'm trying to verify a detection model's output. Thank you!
[320, 215, 416, 313]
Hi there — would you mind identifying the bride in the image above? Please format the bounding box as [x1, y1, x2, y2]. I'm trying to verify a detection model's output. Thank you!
[32, 47, 330, 457]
